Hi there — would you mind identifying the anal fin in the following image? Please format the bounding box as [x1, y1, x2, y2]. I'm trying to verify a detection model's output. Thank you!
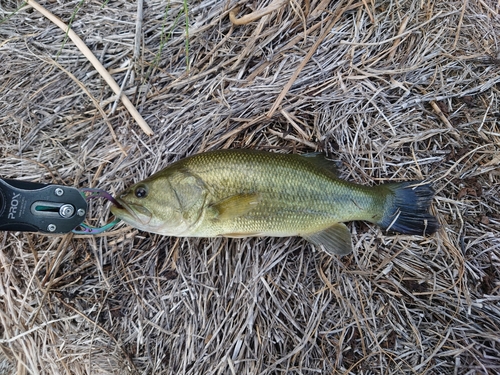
[302, 223, 353, 256]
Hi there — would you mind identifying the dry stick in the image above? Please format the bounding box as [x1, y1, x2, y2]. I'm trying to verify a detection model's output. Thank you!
[228, 1, 288, 70]
[26, 0, 153, 136]
[268, 129, 317, 148]
[243, 20, 325, 83]
[110, 0, 143, 113]
[310, 0, 333, 18]
[477, 0, 498, 17]
[303, 0, 311, 18]
[343, 11, 447, 48]
[47, 57, 128, 156]
[414, 84, 460, 141]
[267, 0, 360, 118]
[248, 1, 356, 84]
[453, 0, 467, 49]
[206, 114, 269, 149]
[388, 16, 409, 60]
[132, 0, 143, 81]
[360, 0, 374, 23]
[0, 314, 81, 344]
[229, 0, 289, 25]
[429, 101, 460, 141]
[230, 9, 270, 70]
[433, 143, 491, 191]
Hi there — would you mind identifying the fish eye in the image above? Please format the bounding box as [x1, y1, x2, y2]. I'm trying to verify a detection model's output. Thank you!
[135, 185, 148, 198]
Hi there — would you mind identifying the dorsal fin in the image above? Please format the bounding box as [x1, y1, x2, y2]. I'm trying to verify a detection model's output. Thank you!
[300, 153, 339, 176]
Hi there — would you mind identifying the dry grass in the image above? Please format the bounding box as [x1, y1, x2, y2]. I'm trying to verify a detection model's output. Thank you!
[1, 0, 500, 374]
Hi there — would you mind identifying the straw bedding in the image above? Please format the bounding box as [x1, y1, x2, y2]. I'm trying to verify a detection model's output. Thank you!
[0, 0, 499, 374]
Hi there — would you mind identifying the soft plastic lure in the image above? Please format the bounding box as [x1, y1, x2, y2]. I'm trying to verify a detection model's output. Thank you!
[71, 188, 121, 234]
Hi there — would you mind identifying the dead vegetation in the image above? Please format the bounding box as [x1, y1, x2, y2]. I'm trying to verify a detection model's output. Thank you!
[0, 0, 499, 374]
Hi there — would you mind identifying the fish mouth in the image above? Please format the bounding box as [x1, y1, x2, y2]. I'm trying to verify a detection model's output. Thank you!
[110, 198, 153, 226]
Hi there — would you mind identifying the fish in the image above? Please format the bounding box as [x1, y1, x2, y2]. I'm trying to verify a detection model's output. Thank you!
[110, 149, 439, 256]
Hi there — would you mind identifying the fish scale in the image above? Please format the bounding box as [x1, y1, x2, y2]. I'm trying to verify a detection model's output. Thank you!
[183, 151, 371, 235]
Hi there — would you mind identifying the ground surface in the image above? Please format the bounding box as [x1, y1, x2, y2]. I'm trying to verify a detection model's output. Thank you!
[1, 0, 499, 374]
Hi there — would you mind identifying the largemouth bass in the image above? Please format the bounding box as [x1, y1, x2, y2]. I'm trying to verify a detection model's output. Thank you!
[111, 149, 438, 255]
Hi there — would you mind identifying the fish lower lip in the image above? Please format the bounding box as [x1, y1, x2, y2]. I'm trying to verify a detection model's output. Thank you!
[111, 200, 132, 217]
[112, 199, 124, 210]
[112, 201, 152, 225]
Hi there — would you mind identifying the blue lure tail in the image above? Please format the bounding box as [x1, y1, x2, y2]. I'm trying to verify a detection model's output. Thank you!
[378, 181, 439, 236]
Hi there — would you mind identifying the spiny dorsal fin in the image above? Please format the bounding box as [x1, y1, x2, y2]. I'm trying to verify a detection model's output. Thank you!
[302, 223, 353, 256]
[300, 153, 339, 176]
[208, 193, 261, 221]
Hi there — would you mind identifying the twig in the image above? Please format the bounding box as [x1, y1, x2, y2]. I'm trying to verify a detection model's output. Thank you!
[453, 0, 467, 49]
[267, 128, 317, 148]
[388, 16, 409, 60]
[205, 115, 269, 150]
[45, 57, 128, 156]
[429, 101, 460, 141]
[266, 0, 361, 118]
[229, 0, 288, 25]
[339, 10, 447, 47]
[132, 0, 143, 79]
[360, 0, 374, 23]
[0, 315, 80, 344]
[183, 0, 190, 70]
[26, 0, 153, 136]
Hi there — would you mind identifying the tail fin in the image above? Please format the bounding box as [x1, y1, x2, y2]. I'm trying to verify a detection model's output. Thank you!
[378, 181, 439, 235]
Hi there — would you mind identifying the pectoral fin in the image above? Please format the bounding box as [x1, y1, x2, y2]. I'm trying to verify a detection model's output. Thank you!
[302, 223, 353, 256]
[209, 193, 260, 221]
